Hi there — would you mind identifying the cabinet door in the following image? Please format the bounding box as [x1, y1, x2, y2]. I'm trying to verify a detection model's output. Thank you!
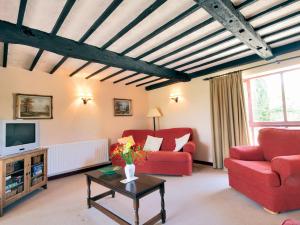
[3, 156, 27, 205]
[29, 151, 47, 191]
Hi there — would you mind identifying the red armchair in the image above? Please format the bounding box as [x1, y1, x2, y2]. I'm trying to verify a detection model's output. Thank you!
[110, 128, 196, 176]
[225, 128, 300, 213]
[282, 219, 300, 225]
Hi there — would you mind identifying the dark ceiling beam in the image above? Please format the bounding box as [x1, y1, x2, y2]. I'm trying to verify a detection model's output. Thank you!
[146, 37, 300, 91]
[100, 69, 125, 82]
[180, 24, 300, 73]
[161, 11, 300, 68]
[0, 21, 190, 82]
[194, 0, 273, 60]
[3, 0, 27, 68]
[126, 75, 152, 85]
[148, 0, 292, 66]
[29, 0, 76, 71]
[50, 0, 123, 74]
[113, 72, 140, 83]
[69, 0, 167, 77]
[136, 78, 164, 87]
[109, 0, 258, 83]
[97, 4, 201, 81]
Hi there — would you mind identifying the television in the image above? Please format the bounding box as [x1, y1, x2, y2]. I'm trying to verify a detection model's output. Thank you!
[0, 120, 40, 156]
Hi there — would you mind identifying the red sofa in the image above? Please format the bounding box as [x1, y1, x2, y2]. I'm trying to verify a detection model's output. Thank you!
[282, 219, 300, 225]
[225, 128, 300, 213]
[110, 128, 196, 176]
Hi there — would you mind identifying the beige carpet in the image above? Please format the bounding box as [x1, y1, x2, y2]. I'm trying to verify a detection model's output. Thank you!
[1, 165, 300, 225]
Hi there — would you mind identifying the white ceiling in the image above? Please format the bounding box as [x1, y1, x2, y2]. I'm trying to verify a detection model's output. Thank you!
[0, 0, 299, 88]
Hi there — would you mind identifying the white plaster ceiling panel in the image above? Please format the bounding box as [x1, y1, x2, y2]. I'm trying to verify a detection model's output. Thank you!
[176, 44, 249, 72]
[165, 37, 241, 69]
[84, 0, 155, 48]
[257, 15, 300, 37]
[55, 58, 90, 77]
[90, 66, 124, 80]
[265, 26, 300, 43]
[107, 0, 195, 53]
[0, 0, 20, 23]
[57, 0, 113, 41]
[110, 73, 147, 84]
[250, 1, 300, 29]
[8, 44, 39, 69]
[23, 0, 67, 32]
[0, 42, 3, 67]
[35, 51, 64, 73]
[125, 8, 211, 58]
[270, 35, 300, 48]
[155, 25, 232, 65]
[135, 78, 168, 87]
[231, 0, 246, 7]
[240, 0, 284, 20]
[186, 50, 254, 74]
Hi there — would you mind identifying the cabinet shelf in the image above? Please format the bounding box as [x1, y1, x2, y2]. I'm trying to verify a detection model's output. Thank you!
[6, 169, 24, 177]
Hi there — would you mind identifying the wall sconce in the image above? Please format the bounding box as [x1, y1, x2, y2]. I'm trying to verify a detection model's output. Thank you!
[169, 95, 179, 103]
[81, 97, 92, 104]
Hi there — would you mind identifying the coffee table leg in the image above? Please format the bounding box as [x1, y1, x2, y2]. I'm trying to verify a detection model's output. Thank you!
[111, 190, 115, 198]
[160, 183, 166, 223]
[133, 199, 139, 225]
[86, 176, 91, 208]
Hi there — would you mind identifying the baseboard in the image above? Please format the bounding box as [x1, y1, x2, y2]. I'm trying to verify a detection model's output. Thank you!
[193, 160, 213, 166]
[48, 162, 112, 180]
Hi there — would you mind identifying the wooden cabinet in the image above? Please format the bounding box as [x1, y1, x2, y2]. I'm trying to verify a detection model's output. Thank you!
[0, 148, 47, 216]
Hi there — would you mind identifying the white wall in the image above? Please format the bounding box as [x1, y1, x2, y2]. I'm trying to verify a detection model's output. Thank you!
[147, 79, 213, 162]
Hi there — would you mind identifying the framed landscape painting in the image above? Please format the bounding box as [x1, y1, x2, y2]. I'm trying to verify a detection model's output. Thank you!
[15, 94, 53, 119]
[114, 98, 132, 116]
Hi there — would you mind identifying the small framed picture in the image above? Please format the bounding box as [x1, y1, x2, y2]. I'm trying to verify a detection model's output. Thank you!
[15, 94, 53, 119]
[114, 98, 132, 116]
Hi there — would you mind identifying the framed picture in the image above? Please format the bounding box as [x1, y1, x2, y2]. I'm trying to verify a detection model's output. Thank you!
[114, 98, 132, 116]
[15, 94, 53, 119]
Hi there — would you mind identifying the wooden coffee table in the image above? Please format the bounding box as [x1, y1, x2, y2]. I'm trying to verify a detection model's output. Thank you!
[85, 170, 166, 225]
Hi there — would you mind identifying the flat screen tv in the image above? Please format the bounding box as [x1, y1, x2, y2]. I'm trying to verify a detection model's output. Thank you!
[0, 120, 40, 156]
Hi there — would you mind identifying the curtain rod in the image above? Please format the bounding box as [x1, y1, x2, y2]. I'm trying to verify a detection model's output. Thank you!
[203, 55, 300, 81]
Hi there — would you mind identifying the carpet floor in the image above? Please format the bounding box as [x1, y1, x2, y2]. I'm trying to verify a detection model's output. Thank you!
[1, 165, 300, 225]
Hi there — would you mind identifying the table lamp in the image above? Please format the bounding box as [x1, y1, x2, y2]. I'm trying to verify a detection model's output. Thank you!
[147, 108, 162, 131]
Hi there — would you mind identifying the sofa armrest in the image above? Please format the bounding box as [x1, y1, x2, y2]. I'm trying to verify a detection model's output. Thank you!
[271, 155, 300, 184]
[230, 146, 264, 161]
[183, 141, 196, 156]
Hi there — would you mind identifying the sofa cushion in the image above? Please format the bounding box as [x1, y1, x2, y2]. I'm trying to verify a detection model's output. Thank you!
[147, 151, 191, 162]
[155, 128, 193, 151]
[258, 128, 300, 161]
[143, 135, 163, 151]
[224, 159, 281, 187]
[122, 130, 154, 147]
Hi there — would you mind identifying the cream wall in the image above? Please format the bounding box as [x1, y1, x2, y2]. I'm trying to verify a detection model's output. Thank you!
[0, 67, 149, 146]
[147, 79, 213, 162]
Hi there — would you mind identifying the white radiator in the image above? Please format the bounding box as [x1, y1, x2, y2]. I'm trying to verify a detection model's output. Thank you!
[47, 139, 109, 176]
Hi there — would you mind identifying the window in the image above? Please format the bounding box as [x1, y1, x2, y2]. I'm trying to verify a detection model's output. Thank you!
[244, 68, 300, 144]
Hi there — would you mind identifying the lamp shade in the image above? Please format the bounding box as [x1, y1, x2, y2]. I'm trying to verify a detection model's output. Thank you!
[147, 108, 162, 118]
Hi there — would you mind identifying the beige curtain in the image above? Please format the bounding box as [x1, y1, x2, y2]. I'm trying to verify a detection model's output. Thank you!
[210, 71, 249, 169]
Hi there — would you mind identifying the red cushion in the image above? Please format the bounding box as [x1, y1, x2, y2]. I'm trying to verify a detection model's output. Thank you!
[224, 159, 280, 187]
[122, 130, 154, 147]
[282, 219, 300, 225]
[258, 128, 300, 161]
[155, 128, 193, 151]
[147, 151, 191, 162]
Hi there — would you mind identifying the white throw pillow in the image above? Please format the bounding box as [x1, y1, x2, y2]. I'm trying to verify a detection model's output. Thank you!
[143, 135, 163, 152]
[174, 134, 190, 152]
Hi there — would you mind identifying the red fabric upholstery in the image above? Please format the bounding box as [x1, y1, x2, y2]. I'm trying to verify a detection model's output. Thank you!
[230, 146, 264, 161]
[282, 219, 300, 225]
[110, 128, 195, 176]
[225, 128, 300, 212]
[155, 128, 193, 151]
[122, 129, 154, 147]
[258, 128, 300, 161]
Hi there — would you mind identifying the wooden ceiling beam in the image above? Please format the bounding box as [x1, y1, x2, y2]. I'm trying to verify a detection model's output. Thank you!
[0, 21, 190, 81]
[29, 0, 76, 71]
[69, 0, 167, 77]
[194, 0, 273, 59]
[113, 72, 139, 83]
[126, 75, 152, 85]
[95, 4, 201, 81]
[136, 78, 164, 87]
[50, 0, 123, 74]
[3, 42, 8, 67]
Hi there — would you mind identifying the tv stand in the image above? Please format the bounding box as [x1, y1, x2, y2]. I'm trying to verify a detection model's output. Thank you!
[0, 148, 48, 216]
